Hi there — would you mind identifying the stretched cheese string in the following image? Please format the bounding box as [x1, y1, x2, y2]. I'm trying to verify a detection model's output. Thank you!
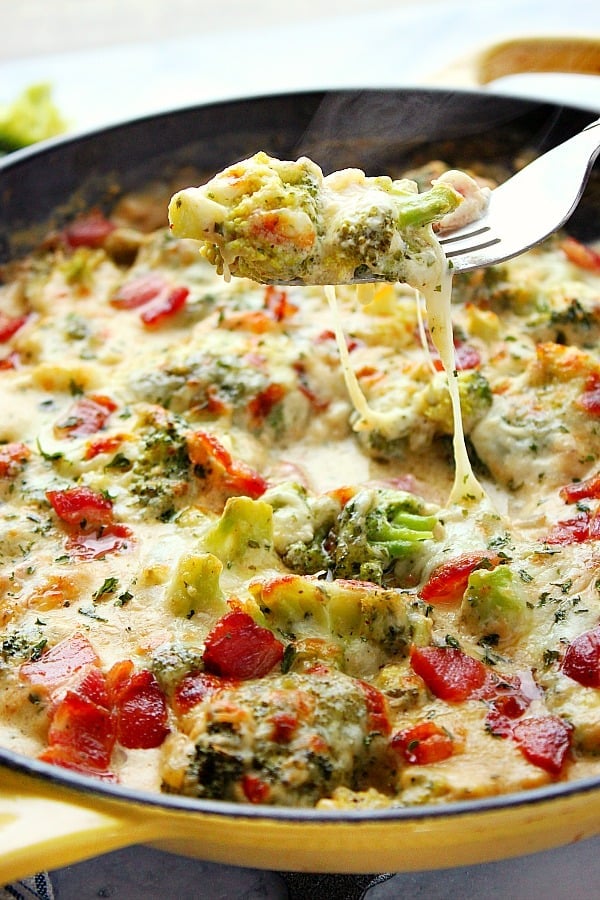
[422, 244, 485, 504]
[324, 285, 380, 430]
[325, 248, 485, 506]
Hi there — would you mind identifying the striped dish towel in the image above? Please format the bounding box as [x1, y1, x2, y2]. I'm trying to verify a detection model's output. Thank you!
[0, 874, 53, 900]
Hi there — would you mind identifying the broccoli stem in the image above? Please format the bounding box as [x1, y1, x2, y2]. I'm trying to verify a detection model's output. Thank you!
[395, 184, 461, 229]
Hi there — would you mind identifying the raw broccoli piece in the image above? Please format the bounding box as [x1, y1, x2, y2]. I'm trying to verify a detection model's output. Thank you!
[331, 488, 439, 584]
[0, 83, 67, 152]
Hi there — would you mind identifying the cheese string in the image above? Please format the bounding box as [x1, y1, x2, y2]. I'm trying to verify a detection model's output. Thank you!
[422, 245, 486, 504]
[325, 247, 486, 506]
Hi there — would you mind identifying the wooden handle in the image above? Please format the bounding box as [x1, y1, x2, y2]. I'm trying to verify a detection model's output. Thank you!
[477, 37, 600, 83]
[427, 36, 600, 87]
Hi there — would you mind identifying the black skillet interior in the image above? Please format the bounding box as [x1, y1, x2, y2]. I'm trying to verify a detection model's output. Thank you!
[0, 87, 598, 265]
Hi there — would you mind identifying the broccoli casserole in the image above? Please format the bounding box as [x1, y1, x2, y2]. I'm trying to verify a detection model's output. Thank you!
[0, 154, 599, 809]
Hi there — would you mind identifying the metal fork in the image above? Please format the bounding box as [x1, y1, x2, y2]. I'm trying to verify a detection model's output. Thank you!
[440, 116, 600, 272]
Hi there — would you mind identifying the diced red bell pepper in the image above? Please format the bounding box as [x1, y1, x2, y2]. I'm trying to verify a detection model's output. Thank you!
[561, 625, 600, 688]
[420, 553, 501, 604]
[433, 341, 480, 372]
[578, 372, 600, 416]
[47, 485, 114, 530]
[203, 610, 284, 680]
[21, 634, 99, 689]
[54, 394, 118, 438]
[0, 313, 28, 342]
[546, 509, 600, 545]
[559, 472, 600, 503]
[38, 744, 117, 780]
[110, 272, 188, 326]
[0, 350, 20, 370]
[188, 429, 267, 499]
[84, 434, 125, 460]
[512, 716, 573, 775]
[76, 664, 110, 709]
[263, 285, 298, 322]
[63, 210, 116, 249]
[241, 773, 271, 804]
[410, 645, 489, 702]
[357, 680, 391, 736]
[111, 669, 170, 749]
[46, 690, 116, 769]
[561, 237, 600, 272]
[246, 383, 286, 427]
[391, 721, 454, 765]
[485, 685, 532, 737]
[139, 285, 189, 326]
[0, 441, 31, 478]
[172, 670, 231, 715]
[110, 272, 169, 309]
[20, 633, 99, 689]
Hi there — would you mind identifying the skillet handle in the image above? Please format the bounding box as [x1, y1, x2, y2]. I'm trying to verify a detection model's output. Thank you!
[0, 766, 157, 885]
[428, 36, 600, 86]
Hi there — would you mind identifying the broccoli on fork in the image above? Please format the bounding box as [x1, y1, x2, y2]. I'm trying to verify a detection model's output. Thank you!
[168, 152, 465, 287]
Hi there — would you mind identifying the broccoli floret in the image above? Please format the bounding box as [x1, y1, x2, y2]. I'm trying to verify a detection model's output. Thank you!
[269, 485, 439, 587]
[460, 564, 533, 646]
[169, 154, 462, 286]
[203, 496, 278, 571]
[263, 482, 341, 575]
[419, 369, 493, 435]
[165, 551, 227, 622]
[0, 83, 67, 152]
[331, 488, 439, 584]
[248, 574, 432, 676]
[152, 642, 204, 694]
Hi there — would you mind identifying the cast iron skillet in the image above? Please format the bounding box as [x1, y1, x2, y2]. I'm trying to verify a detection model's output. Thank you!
[0, 89, 599, 885]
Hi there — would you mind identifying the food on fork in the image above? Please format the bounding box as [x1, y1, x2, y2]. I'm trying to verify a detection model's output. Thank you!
[168, 152, 489, 287]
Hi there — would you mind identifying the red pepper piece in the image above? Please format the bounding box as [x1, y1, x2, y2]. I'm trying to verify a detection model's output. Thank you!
[63, 210, 116, 248]
[0, 442, 31, 478]
[357, 680, 391, 736]
[0, 313, 28, 342]
[20, 633, 99, 689]
[561, 236, 600, 272]
[188, 429, 267, 499]
[47, 485, 114, 530]
[66, 523, 133, 560]
[111, 668, 169, 749]
[46, 690, 116, 769]
[512, 716, 573, 775]
[139, 285, 189, 326]
[410, 645, 489, 702]
[172, 671, 232, 715]
[55, 394, 118, 438]
[203, 611, 284, 680]
[420, 553, 501, 604]
[391, 721, 454, 765]
[559, 472, 600, 503]
[561, 625, 600, 688]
